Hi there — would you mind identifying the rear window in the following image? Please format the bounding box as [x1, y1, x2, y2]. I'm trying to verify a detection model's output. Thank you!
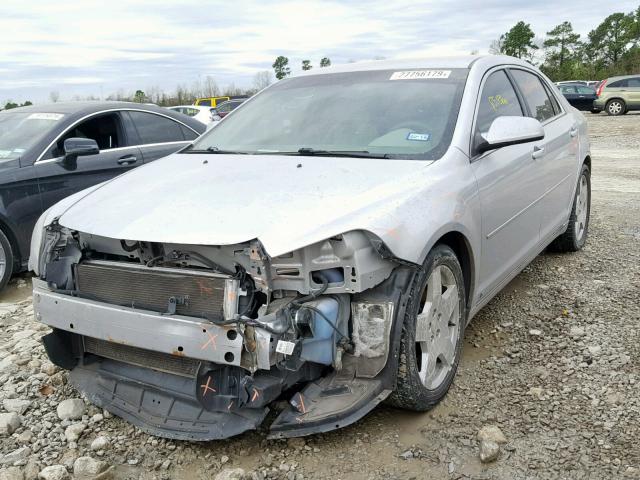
[510, 69, 556, 122]
[628, 77, 640, 88]
[128, 111, 185, 144]
[608, 79, 627, 88]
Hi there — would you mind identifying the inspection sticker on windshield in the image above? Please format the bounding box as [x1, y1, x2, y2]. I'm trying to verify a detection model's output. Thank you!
[27, 113, 63, 121]
[390, 70, 451, 80]
[276, 340, 296, 355]
[406, 132, 431, 141]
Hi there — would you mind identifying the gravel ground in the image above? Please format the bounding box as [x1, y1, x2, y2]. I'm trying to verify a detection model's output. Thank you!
[0, 112, 638, 480]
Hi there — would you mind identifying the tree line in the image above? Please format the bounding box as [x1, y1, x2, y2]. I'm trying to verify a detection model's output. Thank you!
[491, 6, 640, 81]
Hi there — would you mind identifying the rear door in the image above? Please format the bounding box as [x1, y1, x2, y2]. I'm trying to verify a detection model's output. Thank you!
[124, 111, 199, 163]
[470, 68, 546, 298]
[34, 111, 143, 215]
[559, 85, 580, 108]
[575, 86, 597, 110]
[626, 77, 640, 107]
[509, 69, 577, 242]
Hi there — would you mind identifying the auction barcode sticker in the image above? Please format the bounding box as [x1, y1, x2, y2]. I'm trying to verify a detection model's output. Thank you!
[390, 70, 451, 80]
[276, 340, 296, 355]
[27, 113, 64, 121]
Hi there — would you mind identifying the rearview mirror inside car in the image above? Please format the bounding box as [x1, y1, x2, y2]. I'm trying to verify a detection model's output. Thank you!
[476, 116, 544, 154]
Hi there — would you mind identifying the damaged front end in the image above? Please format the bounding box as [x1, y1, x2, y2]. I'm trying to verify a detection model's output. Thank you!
[33, 223, 416, 440]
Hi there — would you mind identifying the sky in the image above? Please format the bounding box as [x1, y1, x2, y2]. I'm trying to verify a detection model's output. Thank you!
[1, 0, 637, 103]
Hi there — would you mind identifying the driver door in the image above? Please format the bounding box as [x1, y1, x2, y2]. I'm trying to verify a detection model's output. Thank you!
[34, 111, 142, 215]
[470, 69, 546, 302]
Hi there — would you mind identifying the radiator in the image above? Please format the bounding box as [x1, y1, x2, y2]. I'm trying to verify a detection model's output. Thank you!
[75, 260, 229, 320]
[83, 336, 200, 377]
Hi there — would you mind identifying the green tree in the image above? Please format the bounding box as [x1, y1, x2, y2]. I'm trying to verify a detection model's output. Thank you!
[301, 59, 312, 71]
[542, 21, 581, 80]
[319, 57, 331, 67]
[21, 101, 32, 106]
[4, 101, 19, 110]
[500, 21, 538, 59]
[272, 56, 291, 80]
[588, 12, 635, 66]
[134, 90, 146, 103]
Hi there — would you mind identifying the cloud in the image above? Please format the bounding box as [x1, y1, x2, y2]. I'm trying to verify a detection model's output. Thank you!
[0, 0, 637, 102]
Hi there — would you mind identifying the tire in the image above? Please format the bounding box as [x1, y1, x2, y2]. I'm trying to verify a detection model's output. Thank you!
[605, 99, 625, 116]
[387, 244, 466, 411]
[0, 229, 14, 291]
[548, 163, 591, 252]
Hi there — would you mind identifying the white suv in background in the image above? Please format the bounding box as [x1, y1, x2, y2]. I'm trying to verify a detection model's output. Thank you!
[167, 105, 217, 125]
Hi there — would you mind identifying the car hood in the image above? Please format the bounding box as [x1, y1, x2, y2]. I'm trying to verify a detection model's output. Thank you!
[57, 153, 435, 257]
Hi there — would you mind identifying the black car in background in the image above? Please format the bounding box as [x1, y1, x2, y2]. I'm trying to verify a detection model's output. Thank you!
[557, 83, 598, 112]
[0, 102, 205, 290]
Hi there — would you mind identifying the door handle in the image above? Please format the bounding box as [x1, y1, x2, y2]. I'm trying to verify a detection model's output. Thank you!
[570, 126, 578, 137]
[117, 155, 137, 165]
[531, 146, 545, 159]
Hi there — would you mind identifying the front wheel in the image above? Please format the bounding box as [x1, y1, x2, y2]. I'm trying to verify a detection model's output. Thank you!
[387, 244, 465, 411]
[548, 163, 591, 252]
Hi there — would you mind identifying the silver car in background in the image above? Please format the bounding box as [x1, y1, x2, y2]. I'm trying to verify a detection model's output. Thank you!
[29, 55, 591, 440]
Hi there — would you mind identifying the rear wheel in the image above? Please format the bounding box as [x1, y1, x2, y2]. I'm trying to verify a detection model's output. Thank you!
[606, 99, 625, 116]
[387, 244, 465, 411]
[0, 230, 14, 291]
[548, 164, 591, 252]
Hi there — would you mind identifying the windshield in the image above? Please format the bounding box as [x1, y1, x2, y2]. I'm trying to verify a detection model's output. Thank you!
[0, 112, 64, 161]
[189, 68, 468, 159]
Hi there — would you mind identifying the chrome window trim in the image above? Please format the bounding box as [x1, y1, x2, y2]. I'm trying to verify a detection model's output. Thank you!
[35, 108, 200, 163]
[469, 65, 522, 160]
[507, 66, 566, 122]
[34, 141, 189, 165]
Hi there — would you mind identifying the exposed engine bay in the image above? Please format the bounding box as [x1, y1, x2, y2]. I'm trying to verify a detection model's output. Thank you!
[33, 222, 416, 440]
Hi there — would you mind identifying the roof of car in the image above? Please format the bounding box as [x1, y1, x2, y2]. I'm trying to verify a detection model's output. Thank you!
[168, 105, 210, 109]
[4, 101, 166, 115]
[1, 101, 206, 133]
[606, 73, 640, 81]
[297, 55, 530, 76]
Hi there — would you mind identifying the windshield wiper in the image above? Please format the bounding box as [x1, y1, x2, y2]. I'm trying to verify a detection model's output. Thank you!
[287, 148, 389, 159]
[181, 146, 247, 154]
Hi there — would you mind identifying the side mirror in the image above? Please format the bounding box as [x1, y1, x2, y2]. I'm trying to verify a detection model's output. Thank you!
[476, 116, 544, 154]
[62, 138, 99, 168]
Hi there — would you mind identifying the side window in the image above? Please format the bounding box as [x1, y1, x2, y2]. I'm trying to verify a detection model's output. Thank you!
[475, 70, 523, 134]
[198, 99, 211, 106]
[128, 111, 185, 144]
[627, 77, 640, 88]
[46, 113, 123, 159]
[510, 70, 556, 122]
[577, 86, 595, 94]
[217, 102, 232, 113]
[608, 79, 627, 88]
[560, 85, 577, 94]
[180, 125, 199, 141]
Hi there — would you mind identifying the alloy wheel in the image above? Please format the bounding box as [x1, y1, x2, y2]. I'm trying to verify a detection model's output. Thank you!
[608, 101, 623, 115]
[414, 265, 461, 390]
[0, 241, 6, 282]
[574, 174, 589, 241]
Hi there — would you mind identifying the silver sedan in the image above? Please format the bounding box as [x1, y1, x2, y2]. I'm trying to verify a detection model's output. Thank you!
[30, 55, 590, 440]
